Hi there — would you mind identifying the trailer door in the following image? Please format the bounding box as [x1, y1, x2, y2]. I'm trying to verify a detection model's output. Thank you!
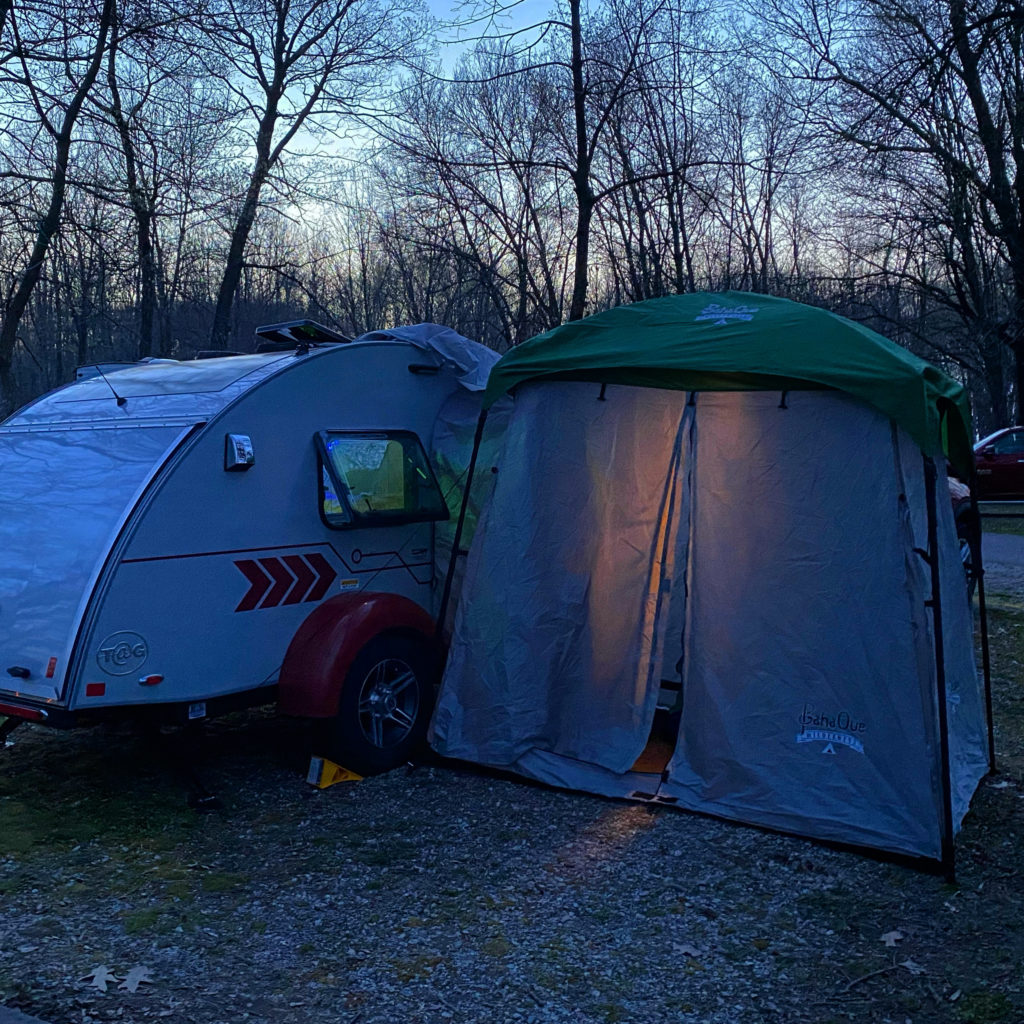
[0, 423, 192, 703]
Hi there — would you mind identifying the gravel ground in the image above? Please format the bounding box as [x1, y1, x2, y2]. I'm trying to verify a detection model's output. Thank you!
[2, 576, 1023, 1024]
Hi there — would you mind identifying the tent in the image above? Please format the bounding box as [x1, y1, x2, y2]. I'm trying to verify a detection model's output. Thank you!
[430, 291, 993, 873]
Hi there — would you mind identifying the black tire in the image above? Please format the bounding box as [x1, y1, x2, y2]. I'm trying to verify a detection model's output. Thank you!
[318, 633, 437, 776]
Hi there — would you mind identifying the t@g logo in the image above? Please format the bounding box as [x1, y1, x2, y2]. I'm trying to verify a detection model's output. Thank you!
[96, 631, 149, 676]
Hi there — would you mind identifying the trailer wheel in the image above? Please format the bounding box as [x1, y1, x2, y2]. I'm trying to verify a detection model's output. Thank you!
[319, 634, 436, 775]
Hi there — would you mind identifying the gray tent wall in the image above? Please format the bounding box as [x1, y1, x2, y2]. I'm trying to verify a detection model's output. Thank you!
[431, 383, 988, 861]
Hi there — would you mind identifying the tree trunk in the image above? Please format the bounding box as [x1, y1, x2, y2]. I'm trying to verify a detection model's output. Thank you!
[106, 38, 157, 359]
[0, 0, 115, 403]
[208, 103, 279, 350]
[566, 0, 591, 323]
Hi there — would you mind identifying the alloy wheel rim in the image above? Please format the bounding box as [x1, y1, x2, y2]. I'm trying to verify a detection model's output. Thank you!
[357, 657, 419, 748]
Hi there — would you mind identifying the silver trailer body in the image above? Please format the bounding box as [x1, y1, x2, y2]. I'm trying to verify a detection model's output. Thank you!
[0, 331, 492, 729]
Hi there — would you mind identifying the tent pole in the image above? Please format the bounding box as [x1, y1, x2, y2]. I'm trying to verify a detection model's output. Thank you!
[968, 474, 996, 774]
[436, 409, 489, 642]
[924, 456, 956, 882]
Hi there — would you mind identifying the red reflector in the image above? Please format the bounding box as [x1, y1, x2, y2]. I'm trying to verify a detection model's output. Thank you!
[45, 657, 57, 679]
[85, 682, 106, 697]
[0, 702, 46, 721]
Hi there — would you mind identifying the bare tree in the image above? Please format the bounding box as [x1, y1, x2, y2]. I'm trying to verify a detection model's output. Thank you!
[201, 0, 423, 349]
[760, 0, 1024, 419]
[0, 0, 116, 404]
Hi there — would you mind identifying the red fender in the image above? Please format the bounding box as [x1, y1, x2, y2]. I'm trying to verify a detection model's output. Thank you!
[278, 592, 436, 718]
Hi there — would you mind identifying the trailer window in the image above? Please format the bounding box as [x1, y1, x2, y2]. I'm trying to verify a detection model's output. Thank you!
[317, 431, 448, 528]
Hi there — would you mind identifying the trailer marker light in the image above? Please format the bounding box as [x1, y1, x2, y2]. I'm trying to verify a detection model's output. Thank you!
[45, 657, 57, 678]
[0, 702, 46, 721]
[85, 682, 106, 697]
[138, 674, 164, 686]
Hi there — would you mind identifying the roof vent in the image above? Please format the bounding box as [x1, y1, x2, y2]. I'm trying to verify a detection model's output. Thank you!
[254, 320, 351, 348]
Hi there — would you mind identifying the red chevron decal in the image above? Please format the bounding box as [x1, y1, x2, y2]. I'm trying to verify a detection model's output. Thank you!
[282, 555, 316, 604]
[234, 560, 272, 611]
[259, 557, 295, 608]
[304, 553, 337, 602]
[235, 553, 338, 611]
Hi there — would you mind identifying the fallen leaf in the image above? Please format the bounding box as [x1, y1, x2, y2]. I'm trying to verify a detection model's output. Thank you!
[881, 930, 904, 947]
[899, 959, 925, 976]
[673, 943, 701, 957]
[81, 966, 120, 992]
[118, 966, 154, 993]
[949, 989, 962, 1002]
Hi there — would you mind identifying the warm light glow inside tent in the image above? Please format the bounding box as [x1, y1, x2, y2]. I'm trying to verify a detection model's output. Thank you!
[431, 292, 991, 874]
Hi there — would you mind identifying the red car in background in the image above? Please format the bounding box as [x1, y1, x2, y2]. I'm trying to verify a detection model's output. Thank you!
[974, 427, 1024, 500]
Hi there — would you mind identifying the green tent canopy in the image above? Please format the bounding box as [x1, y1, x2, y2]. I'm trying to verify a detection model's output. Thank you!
[483, 291, 973, 477]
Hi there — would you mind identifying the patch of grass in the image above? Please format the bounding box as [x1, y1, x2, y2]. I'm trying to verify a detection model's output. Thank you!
[979, 504, 1024, 536]
[200, 871, 248, 892]
[391, 953, 444, 982]
[122, 908, 162, 934]
[0, 872, 31, 896]
[531, 968, 560, 992]
[482, 933, 511, 957]
[0, 726, 193, 871]
[19, 917, 64, 940]
[955, 990, 1015, 1023]
[164, 880, 191, 900]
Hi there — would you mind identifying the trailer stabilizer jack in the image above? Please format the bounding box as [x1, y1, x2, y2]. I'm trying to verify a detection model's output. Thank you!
[154, 724, 222, 811]
[306, 755, 363, 789]
[0, 716, 23, 746]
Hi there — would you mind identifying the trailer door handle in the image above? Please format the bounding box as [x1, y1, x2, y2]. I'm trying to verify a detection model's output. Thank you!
[6, 666, 30, 679]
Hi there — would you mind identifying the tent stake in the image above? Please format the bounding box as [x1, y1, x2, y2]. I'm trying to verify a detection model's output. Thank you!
[924, 456, 956, 882]
[436, 409, 489, 642]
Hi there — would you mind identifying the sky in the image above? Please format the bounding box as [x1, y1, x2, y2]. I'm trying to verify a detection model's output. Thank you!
[425, 0, 554, 69]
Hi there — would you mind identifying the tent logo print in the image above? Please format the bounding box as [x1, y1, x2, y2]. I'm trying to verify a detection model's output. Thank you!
[695, 303, 760, 325]
[796, 728, 864, 755]
[796, 704, 866, 755]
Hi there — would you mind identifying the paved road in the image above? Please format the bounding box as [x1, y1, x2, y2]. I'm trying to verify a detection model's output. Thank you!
[982, 530, 1024, 566]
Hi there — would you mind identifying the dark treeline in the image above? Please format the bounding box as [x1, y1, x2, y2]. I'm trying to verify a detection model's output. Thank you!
[1, 0, 1021, 435]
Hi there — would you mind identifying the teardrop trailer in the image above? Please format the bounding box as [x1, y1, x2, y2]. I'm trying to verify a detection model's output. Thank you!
[0, 322, 498, 778]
